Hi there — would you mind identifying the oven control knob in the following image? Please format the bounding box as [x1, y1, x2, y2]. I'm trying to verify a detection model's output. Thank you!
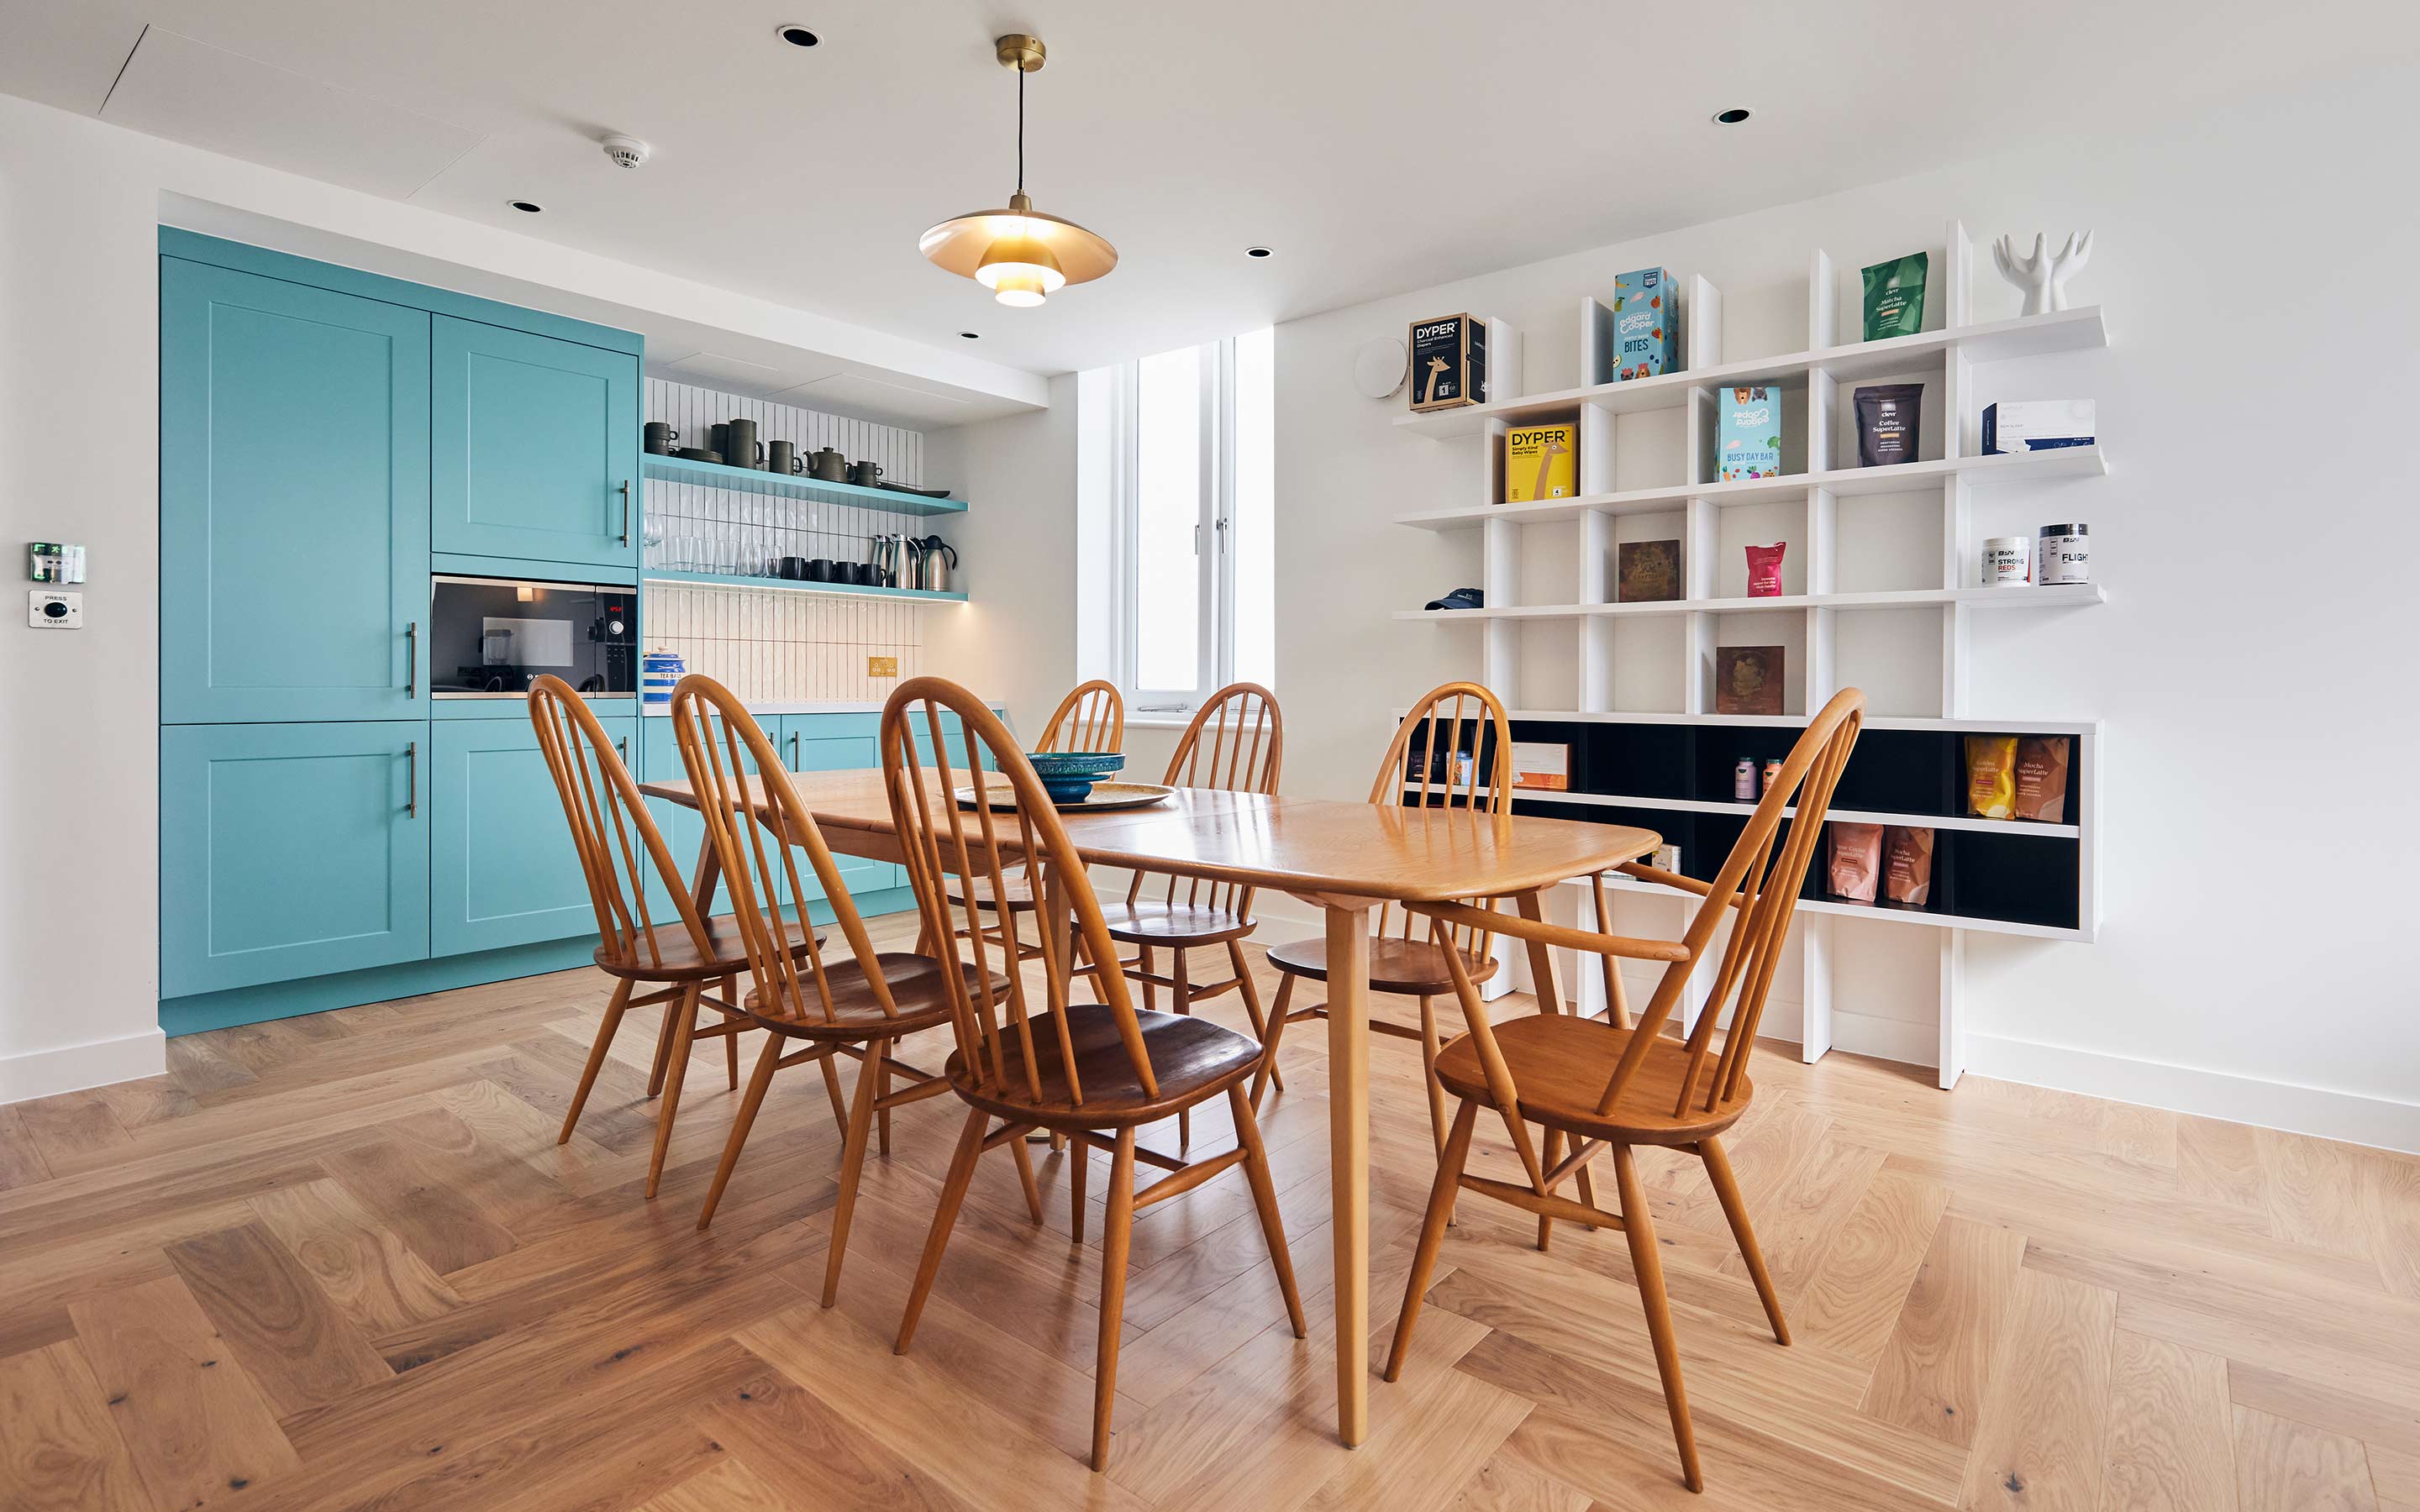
[608, 619, 624, 635]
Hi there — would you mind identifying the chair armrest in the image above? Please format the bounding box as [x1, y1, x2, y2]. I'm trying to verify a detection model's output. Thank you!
[1612, 862, 1746, 910]
[1407, 897, 1692, 963]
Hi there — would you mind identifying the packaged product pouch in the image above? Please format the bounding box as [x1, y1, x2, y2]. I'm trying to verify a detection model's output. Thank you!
[2013, 736, 2072, 822]
[1828, 822, 1884, 903]
[1854, 383, 1924, 467]
[1745, 542, 1787, 597]
[1965, 734, 2018, 820]
[1861, 252, 1929, 341]
[1883, 826, 1935, 906]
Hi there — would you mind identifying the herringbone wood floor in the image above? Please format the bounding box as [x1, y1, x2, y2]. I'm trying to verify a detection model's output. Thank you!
[4, 914, 2415, 1511]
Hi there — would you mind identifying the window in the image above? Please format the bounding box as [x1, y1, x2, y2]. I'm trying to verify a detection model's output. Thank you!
[1102, 329, 1273, 712]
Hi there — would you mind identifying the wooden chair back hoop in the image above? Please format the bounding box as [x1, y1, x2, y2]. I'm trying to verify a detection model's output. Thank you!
[666, 675, 897, 1028]
[1372, 681, 1513, 955]
[882, 677, 1156, 1110]
[1129, 682, 1283, 917]
[527, 675, 713, 974]
[1039, 679, 1126, 753]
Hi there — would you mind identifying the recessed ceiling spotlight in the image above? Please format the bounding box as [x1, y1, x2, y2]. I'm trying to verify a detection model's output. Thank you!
[1244, 245, 1273, 259]
[508, 199, 543, 213]
[958, 331, 981, 339]
[776, 24, 819, 47]
[1713, 107, 1751, 125]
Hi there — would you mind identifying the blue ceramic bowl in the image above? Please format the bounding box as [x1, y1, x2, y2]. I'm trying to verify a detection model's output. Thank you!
[1025, 750, 1124, 804]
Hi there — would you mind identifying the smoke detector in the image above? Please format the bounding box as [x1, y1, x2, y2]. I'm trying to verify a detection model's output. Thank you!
[600, 134, 651, 171]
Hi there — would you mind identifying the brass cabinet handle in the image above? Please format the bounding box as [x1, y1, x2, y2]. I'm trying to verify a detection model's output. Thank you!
[618, 480, 632, 546]
[405, 621, 418, 697]
[406, 740, 418, 817]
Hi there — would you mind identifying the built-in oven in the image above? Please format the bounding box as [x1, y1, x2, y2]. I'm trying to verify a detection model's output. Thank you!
[428, 575, 637, 699]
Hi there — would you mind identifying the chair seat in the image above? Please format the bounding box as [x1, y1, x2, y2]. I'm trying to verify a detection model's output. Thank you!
[944, 872, 1036, 912]
[595, 914, 818, 982]
[1264, 934, 1491, 995]
[948, 1002, 1264, 1129]
[1434, 1012, 1752, 1145]
[1102, 899, 1255, 946]
[743, 953, 1002, 1040]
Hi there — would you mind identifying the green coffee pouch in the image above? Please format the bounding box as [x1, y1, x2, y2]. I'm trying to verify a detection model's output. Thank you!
[1861, 252, 1929, 341]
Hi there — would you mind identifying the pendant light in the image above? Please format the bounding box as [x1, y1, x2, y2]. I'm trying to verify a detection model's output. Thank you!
[919, 34, 1117, 307]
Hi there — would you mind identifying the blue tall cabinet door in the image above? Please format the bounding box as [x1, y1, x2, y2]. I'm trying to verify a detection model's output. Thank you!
[160, 259, 431, 723]
[639, 715, 786, 916]
[781, 716, 897, 902]
[431, 711, 637, 957]
[160, 722, 430, 996]
[431, 317, 638, 570]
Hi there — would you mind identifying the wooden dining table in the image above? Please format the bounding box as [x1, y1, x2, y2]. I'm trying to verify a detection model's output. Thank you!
[639, 765, 1658, 1447]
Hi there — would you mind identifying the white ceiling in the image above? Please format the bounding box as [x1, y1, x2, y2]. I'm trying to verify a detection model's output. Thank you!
[4, 0, 2415, 383]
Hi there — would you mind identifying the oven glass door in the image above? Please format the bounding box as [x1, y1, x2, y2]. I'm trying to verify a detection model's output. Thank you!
[429, 575, 637, 697]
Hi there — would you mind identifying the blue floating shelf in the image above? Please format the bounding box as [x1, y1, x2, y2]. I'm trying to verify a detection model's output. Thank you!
[644, 571, 967, 604]
[641, 454, 969, 517]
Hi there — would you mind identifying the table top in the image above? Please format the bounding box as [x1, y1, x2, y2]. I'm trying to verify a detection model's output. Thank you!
[639, 769, 1659, 904]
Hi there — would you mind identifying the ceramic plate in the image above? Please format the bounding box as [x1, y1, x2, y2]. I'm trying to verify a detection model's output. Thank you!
[955, 780, 1176, 812]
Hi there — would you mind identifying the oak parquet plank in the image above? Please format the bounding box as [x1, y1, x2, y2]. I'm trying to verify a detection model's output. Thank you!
[1442, 1452, 1593, 1512]
[245, 1179, 463, 1336]
[68, 1273, 301, 1510]
[2095, 1331, 2238, 1512]
[2093, 1101, 2180, 1172]
[692, 1365, 985, 1512]
[2175, 1115, 2266, 1210]
[2123, 1292, 2420, 1436]
[2233, 1404, 2379, 1512]
[2228, 1361, 2420, 1462]
[2369, 1155, 2420, 1303]
[16, 1089, 134, 1173]
[2370, 1444, 2420, 1505]
[1955, 1265, 2117, 1510]
[0, 1305, 78, 1361]
[0, 1341, 150, 1512]
[322, 1126, 521, 1276]
[0, 1202, 252, 1325]
[1714, 1131, 1885, 1299]
[163, 1221, 392, 1417]
[502, 1033, 669, 1155]
[1301, 1362, 1532, 1512]
[1795, 1168, 1949, 1368]
[163, 1034, 257, 1098]
[2255, 1128, 2384, 1265]
[0, 1105, 54, 1193]
[375, 1103, 573, 1239]
[1860, 1215, 2026, 1447]
[90, 1077, 199, 1132]
[425, 1079, 621, 1200]
[635, 1452, 796, 1512]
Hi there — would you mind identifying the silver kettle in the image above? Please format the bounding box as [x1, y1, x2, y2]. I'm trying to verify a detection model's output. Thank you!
[914, 536, 957, 593]
[866, 532, 905, 588]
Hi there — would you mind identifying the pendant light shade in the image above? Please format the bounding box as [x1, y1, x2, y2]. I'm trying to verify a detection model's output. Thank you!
[920, 35, 1117, 307]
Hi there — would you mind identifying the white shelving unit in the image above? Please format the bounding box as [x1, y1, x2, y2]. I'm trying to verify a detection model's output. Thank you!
[1392, 220, 2107, 1088]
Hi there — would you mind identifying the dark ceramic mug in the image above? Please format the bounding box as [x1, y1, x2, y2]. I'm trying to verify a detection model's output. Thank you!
[778, 556, 808, 580]
[643, 422, 678, 455]
[804, 559, 836, 582]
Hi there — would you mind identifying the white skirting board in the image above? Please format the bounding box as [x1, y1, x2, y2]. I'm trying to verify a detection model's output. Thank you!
[1, 1026, 166, 1105]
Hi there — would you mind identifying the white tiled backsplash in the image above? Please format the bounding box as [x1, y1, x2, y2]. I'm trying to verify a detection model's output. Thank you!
[642, 378, 933, 701]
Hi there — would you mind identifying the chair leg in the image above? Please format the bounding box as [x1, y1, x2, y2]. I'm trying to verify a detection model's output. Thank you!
[644, 984, 702, 1199]
[1229, 940, 1273, 1048]
[820, 1036, 886, 1307]
[559, 977, 634, 1143]
[815, 1049, 850, 1140]
[1612, 1142, 1702, 1493]
[1537, 1125, 1565, 1252]
[1416, 995, 1449, 1156]
[1173, 947, 1192, 1150]
[1385, 1100, 1478, 1383]
[1068, 1133, 1088, 1245]
[876, 1050, 893, 1157]
[1228, 1085, 1307, 1336]
[1575, 1163, 1601, 1230]
[697, 1034, 783, 1229]
[1701, 1136, 1790, 1346]
[1249, 973, 1295, 1110]
[1138, 945, 1157, 1015]
[896, 1105, 989, 1354]
[1008, 1122, 1044, 1225]
[722, 977, 740, 1089]
[645, 989, 682, 1098]
[1092, 1127, 1139, 1472]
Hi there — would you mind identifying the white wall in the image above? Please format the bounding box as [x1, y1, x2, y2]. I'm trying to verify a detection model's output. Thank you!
[1269, 67, 2420, 1149]
[0, 93, 1039, 1100]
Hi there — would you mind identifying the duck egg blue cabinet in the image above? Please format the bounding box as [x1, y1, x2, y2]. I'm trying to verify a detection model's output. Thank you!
[637, 712, 788, 915]
[159, 258, 431, 723]
[159, 722, 431, 997]
[778, 714, 894, 901]
[431, 316, 639, 571]
[430, 712, 637, 957]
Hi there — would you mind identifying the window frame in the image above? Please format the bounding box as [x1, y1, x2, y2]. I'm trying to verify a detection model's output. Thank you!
[1113, 336, 1242, 714]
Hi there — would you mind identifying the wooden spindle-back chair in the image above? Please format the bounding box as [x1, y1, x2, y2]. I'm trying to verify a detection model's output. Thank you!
[1385, 688, 1866, 1494]
[1075, 684, 1283, 1152]
[947, 677, 1128, 961]
[667, 675, 997, 1305]
[529, 675, 817, 1198]
[881, 676, 1303, 1472]
[1256, 680, 1512, 1152]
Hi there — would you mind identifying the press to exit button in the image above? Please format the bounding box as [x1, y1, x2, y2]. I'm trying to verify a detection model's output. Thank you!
[27, 591, 82, 627]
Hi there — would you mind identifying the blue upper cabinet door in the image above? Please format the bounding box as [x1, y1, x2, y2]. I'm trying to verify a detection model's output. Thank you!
[160, 722, 430, 997]
[430, 712, 635, 958]
[431, 317, 638, 570]
[160, 259, 431, 723]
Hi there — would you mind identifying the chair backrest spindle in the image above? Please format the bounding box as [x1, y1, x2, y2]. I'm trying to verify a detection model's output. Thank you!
[1039, 679, 1125, 754]
[1133, 683, 1282, 918]
[1370, 681, 1514, 957]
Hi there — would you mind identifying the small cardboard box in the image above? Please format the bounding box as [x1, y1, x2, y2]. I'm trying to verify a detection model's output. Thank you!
[1409, 314, 1487, 412]
[1982, 400, 2096, 454]
[1504, 423, 1578, 501]
[1612, 268, 1680, 381]
[1718, 386, 1783, 482]
[1715, 646, 1786, 716]
[1510, 742, 1570, 791]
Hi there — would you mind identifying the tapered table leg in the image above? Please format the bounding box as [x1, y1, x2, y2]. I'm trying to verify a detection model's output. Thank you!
[1323, 900, 1374, 1446]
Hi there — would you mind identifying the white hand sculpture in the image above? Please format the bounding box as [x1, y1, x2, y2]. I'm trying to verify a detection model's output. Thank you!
[1993, 230, 2094, 315]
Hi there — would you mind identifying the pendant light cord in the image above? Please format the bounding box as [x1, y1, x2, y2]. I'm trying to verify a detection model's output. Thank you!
[1016, 64, 1026, 197]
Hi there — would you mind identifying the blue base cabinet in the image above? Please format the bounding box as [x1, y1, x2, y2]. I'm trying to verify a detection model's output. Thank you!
[160, 258, 431, 722]
[160, 722, 430, 998]
[431, 714, 636, 957]
[432, 316, 639, 572]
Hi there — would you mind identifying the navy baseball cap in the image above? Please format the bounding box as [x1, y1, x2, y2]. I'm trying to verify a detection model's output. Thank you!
[1423, 587, 1485, 612]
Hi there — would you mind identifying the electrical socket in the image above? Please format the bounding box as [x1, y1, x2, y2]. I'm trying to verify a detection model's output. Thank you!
[867, 655, 899, 677]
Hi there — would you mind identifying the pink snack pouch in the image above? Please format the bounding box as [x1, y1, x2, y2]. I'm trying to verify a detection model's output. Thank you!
[1746, 542, 1787, 597]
